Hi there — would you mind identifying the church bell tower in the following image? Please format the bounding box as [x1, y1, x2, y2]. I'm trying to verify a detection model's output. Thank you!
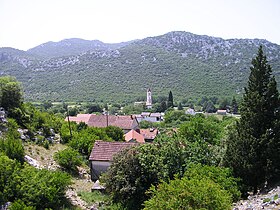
[146, 88, 152, 109]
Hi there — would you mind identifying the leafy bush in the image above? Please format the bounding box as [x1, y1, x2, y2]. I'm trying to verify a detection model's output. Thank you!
[10, 164, 71, 209]
[54, 148, 82, 171]
[179, 115, 222, 144]
[144, 164, 239, 210]
[8, 199, 36, 210]
[105, 126, 124, 141]
[69, 126, 112, 156]
[0, 155, 71, 209]
[0, 120, 24, 163]
[0, 155, 20, 204]
[184, 164, 241, 202]
[144, 175, 232, 210]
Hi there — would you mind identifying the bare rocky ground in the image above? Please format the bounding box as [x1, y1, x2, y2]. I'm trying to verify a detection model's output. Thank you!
[233, 186, 280, 210]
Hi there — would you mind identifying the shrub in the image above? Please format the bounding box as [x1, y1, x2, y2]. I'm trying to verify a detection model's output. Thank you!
[11, 164, 71, 209]
[144, 175, 232, 210]
[54, 148, 82, 171]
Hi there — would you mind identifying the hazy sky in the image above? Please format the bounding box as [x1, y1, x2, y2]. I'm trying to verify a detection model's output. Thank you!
[1, 0, 280, 51]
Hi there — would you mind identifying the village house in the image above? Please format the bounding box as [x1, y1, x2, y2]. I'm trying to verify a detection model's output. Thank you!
[67, 113, 92, 124]
[66, 114, 139, 134]
[217, 109, 227, 115]
[124, 129, 145, 143]
[134, 112, 163, 123]
[139, 128, 159, 142]
[89, 141, 137, 181]
[185, 108, 196, 115]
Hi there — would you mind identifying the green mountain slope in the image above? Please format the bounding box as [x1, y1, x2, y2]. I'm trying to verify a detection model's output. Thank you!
[27, 38, 132, 59]
[0, 31, 280, 103]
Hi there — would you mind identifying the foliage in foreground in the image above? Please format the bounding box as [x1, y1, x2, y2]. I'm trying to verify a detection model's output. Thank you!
[144, 175, 232, 210]
[0, 154, 71, 208]
[144, 164, 239, 210]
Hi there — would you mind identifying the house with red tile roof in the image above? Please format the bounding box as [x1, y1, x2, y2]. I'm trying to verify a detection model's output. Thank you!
[89, 141, 137, 181]
[124, 129, 145, 143]
[87, 115, 139, 133]
[66, 114, 93, 124]
[66, 114, 139, 134]
[140, 128, 159, 142]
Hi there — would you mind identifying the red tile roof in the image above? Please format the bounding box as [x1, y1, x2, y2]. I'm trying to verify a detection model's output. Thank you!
[87, 115, 137, 130]
[89, 141, 137, 161]
[140, 128, 158, 140]
[125, 130, 145, 143]
[65, 114, 93, 124]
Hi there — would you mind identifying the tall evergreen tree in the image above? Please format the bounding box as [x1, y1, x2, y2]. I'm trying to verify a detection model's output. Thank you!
[167, 91, 174, 108]
[224, 46, 280, 193]
[231, 96, 238, 114]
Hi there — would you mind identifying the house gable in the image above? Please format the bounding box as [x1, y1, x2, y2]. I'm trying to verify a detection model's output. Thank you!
[89, 141, 137, 181]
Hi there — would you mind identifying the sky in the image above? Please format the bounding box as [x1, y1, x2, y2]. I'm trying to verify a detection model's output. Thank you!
[0, 0, 280, 51]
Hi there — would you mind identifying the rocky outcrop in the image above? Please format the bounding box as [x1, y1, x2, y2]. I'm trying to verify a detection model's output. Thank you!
[233, 186, 280, 210]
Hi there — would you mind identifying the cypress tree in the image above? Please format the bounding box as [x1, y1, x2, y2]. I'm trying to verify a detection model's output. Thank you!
[231, 96, 238, 114]
[167, 91, 174, 108]
[224, 46, 280, 193]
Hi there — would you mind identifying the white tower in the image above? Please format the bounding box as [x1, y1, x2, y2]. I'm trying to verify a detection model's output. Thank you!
[146, 88, 152, 109]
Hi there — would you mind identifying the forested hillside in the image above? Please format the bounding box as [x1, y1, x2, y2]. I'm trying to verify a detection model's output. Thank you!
[0, 31, 280, 103]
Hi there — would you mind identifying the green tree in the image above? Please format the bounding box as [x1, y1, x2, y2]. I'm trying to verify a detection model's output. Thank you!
[167, 91, 174, 108]
[203, 100, 217, 113]
[0, 155, 20, 205]
[101, 144, 165, 210]
[164, 110, 186, 125]
[41, 101, 53, 110]
[144, 172, 232, 210]
[0, 76, 23, 114]
[179, 116, 222, 145]
[224, 46, 280, 193]
[68, 126, 111, 156]
[54, 148, 82, 171]
[105, 126, 124, 141]
[183, 164, 241, 202]
[86, 103, 102, 113]
[9, 199, 36, 210]
[158, 101, 167, 112]
[231, 96, 238, 114]
[0, 119, 24, 163]
[177, 102, 183, 110]
[218, 98, 230, 110]
[10, 164, 71, 209]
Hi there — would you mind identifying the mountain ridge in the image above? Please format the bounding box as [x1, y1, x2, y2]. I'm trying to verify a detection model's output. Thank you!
[0, 31, 280, 103]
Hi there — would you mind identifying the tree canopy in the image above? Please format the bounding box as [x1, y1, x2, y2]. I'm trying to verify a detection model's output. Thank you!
[224, 46, 280, 193]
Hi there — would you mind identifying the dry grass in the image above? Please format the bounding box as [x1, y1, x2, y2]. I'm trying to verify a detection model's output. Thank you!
[24, 142, 67, 169]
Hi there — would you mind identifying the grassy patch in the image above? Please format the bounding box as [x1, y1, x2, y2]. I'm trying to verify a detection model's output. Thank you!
[78, 191, 108, 206]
